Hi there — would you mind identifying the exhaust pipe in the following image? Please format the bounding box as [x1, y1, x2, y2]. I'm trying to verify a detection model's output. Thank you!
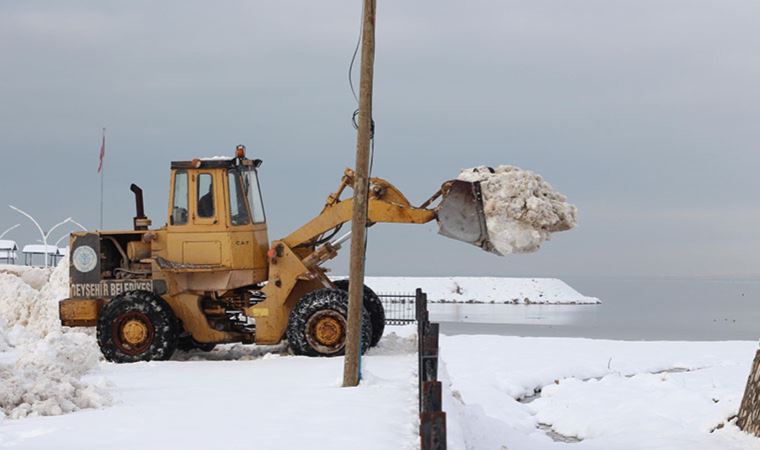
[130, 184, 151, 231]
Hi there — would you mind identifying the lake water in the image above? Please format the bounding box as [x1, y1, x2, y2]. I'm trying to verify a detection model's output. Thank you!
[433, 277, 760, 341]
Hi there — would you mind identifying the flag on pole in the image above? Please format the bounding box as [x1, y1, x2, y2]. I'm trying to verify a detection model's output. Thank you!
[97, 131, 106, 173]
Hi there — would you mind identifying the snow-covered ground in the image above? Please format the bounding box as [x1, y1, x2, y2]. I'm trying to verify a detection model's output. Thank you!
[0, 329, 419, 449]
[0, 262, 420, 449]
[358, 276, 600, 304]
[441, 335, 760, 450]
[4, 262, 760, 449]
[5, 330, 760, 450]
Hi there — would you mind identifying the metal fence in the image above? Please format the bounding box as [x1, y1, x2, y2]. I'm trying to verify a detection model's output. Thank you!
[416, 288, 446, 450]
[378, 289, 446, 448]
[377, 292, 417, 325]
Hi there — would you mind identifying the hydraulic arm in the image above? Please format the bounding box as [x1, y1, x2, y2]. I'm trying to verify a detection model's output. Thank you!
[245, 168, 440, 343]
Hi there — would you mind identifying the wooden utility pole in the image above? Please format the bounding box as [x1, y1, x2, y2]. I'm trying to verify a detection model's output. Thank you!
[343, 0, 377, 388]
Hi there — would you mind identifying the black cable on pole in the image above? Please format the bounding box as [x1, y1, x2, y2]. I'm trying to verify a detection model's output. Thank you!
[349, 2, 375, 179]
[351, 111, 375, 177]
[348, 4, 363, 105]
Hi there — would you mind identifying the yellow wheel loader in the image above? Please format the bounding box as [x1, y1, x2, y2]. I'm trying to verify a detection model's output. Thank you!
[59, 146, 495, 362]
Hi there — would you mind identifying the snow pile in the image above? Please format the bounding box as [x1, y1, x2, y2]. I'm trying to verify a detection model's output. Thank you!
[0, 319, 11, 351]
[0, 272, 40, 330]
[30, 258, 70, 337]
[0, 260, 70, 338]
[0, 265, 53, 290]
[367, 328, 417, 356]
[0, 331, 110, 420]
[0, 260, 111, 421]
[457, 165, 577, 254]
[342, 276, 600, 304]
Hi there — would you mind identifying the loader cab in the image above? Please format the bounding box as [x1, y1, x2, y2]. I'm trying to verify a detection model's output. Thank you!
[165, 148, 270, 284]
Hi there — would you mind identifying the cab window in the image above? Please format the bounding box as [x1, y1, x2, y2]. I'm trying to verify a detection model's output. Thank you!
[228, 171, 250, 225]
[246, 170, 266, 223]
[171, 171, 188, 225]
[197, 173, 215, 218]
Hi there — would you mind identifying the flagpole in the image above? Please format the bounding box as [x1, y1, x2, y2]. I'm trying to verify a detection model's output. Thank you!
[100, 128, 105, 230]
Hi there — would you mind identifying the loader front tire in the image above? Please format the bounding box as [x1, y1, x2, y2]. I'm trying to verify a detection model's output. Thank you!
[287, 288, 372, 357]
[332, 280, 385, 347]
[97, 290, 179, 363]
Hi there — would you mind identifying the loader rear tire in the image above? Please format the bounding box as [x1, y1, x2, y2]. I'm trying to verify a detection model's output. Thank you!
[287, 288, 372, 357]
[332, 280, 385, 347]
[97, 290, 179, 363]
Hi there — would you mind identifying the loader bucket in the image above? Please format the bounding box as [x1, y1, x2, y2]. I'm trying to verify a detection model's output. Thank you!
[435, 180, 502, 256]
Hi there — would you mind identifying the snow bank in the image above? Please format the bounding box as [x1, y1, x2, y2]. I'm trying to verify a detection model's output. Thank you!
[0, 260, 111, 421]
[458, 165, 577, 254]
[441, 335, 760, 450]
[532, 369, 740, 443]
[354, 276, 600, 304]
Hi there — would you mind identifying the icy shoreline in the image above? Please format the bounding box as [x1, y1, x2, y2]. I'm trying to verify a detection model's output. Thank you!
[339, 276, 601, 305]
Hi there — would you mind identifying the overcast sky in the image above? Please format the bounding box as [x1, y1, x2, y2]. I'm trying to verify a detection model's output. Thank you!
[1, 0, 758, 277]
